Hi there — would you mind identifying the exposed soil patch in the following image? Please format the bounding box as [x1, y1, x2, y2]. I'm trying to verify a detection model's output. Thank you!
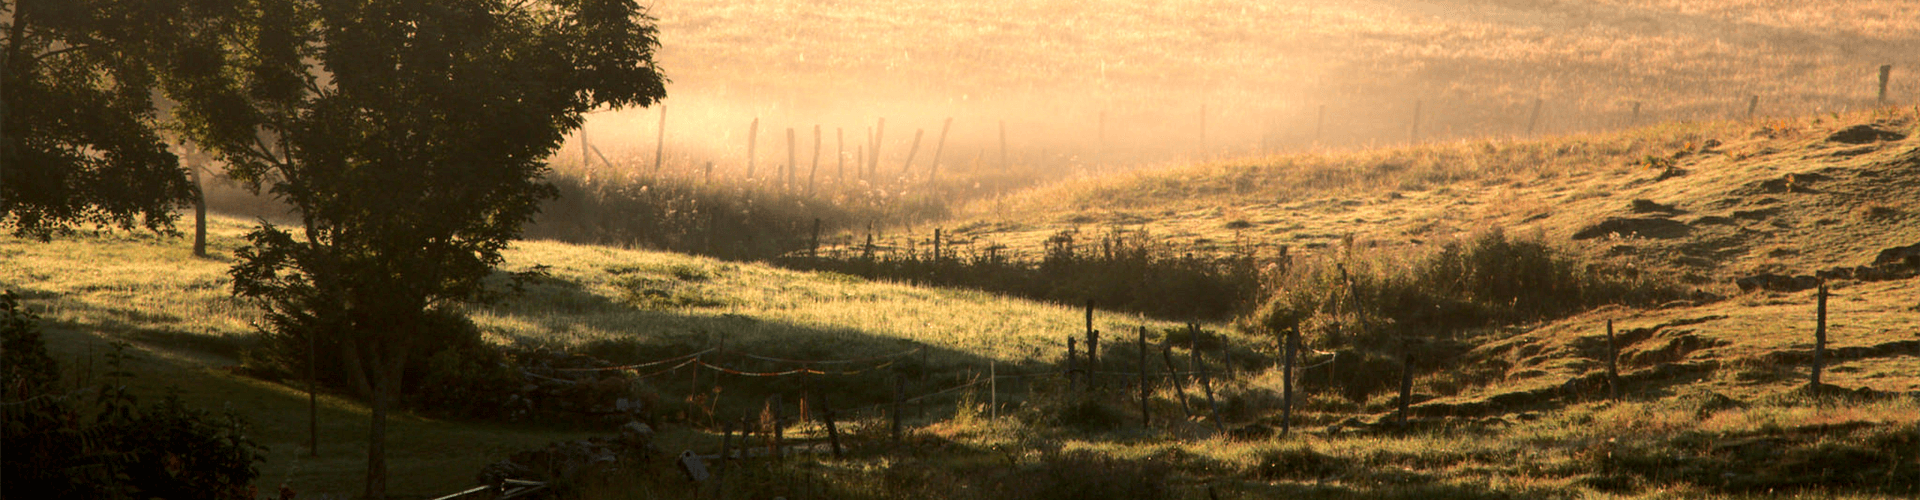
[1572, 217, 1692, 240]
[1826, 124, 1908, 144]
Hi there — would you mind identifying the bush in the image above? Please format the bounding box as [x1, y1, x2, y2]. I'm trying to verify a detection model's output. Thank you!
[2, 291, 265, 500]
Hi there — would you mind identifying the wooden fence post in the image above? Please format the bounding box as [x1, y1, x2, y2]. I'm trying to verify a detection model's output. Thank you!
[1067, 336, 1080, 391]
[746, 118, 759, 179]
[870, 118, 886, 178]
[1281, 327, 1296, 437]
[1192, 324, 1223, 433]
[928, 117, 951, 182]
[786, 127, 797, 190]
[809, 125, 821, 194]
[716, 421, 733, 500]
[768, 395, 784, 459]
[1630, 102, 1642, 127]
[1813, 284, 1827, 387]
[1879, 65, 1894, 104]
[818, 392, 843, 458]
[990, 361, 998, 420]
[1746, 95, 1759, 120]
[1086, 300, 1099, 390]
[654, 104, 667, 172]
[836, 127, 845, 185]
[932, 228, 942, 262]
[1138, 326, 1149, 427]
[810, 219, 821, 258]
[1163, 340, 1191, 419]
[900, 128, 924, 175]
[1526, 97, 1542, 134]
[1606, 320, 1619, 401]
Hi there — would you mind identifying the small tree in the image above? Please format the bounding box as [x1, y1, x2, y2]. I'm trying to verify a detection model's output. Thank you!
[1, 0, 198, 239]
[165, 0, 665, 497]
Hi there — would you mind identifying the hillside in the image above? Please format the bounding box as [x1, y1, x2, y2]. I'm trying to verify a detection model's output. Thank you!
[6, 113, 1919, 498]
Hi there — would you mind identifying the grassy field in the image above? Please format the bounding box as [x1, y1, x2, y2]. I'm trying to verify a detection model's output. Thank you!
[7, 105, 1919, 498]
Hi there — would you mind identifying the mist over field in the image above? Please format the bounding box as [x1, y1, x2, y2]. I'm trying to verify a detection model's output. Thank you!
[576, 0, 1920, 174]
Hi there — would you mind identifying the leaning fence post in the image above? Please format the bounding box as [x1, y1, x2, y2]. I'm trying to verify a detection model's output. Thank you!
[1526, 97, 1542, 134]
[1879, 65, 1894, 104]
[654, 104, 667, 172]
[1138, 326, 1150, 427]
[1746, 95, 1759, 120]
[1163, 340, 1192, 419]
[1813, 284, 1828, 387]
[1606, 320, 1619, 401]
[1067, 336, 1080, 391]
[1192, 323, 1223, 433]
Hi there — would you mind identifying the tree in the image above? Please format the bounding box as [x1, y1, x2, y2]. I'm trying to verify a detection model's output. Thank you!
[164, 1, 666, 497]
[1, 0, 199, 239]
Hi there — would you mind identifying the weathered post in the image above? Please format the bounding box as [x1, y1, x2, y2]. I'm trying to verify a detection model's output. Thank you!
[786, 127, 797, 190]
[746, 118, 759, 179]
[900, 128, 924, 175]
[1878, 65, 1894, 104]
[1192, 324, 1222, 433]
[809, 125, 821, 194]
[1630, 102, 1642, 127]
[928, 117, 952, 182]
[1067, 336, 1080, 391]
[768, 395, 784, 459]
[1163, 340, 1192, 419]
[654, 104, 667, 172]
[1281, 327, 1296, 437]
[703, 161, 714, 185]
[836, 127, 845, 185]
[932, 228, 942, 262]
[810, 219, 822, 258]
[1139, 326, 1150, 427]
[716, 421, 733, 499]
[1085, 300, 1098, 390]
[1746, 95, 1759, 120]
[1813, 284, 1828, 387]
[818, 392, 843, 458]
[1526, 97, 1542, 134]
[870, 118, 886, 178]
[1606, 320, 1619, 401]
[580, 129, 590, 167]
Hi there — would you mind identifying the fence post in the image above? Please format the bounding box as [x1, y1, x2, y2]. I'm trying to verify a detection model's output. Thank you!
[1606, 320, 1619, 401]
[1746, 95, 1759, 120]
[1163, 340, 1191, 419]
[900, 128, 924, 175]
[1879, 65, 1894, 104]
[932, 228, 941, 262]
[768, 395, 784, 460]
[819, 392, 843, 458]
[1813, 284, 1827, 387]
[654, 104, 667, 172]
[1138, 326, 1149, 427]
[746, 118, 758, 179]
[716, 421, 732, 500]
[1067, 336, 1080, 391]
[1630, 102, 1642, 127]
[1192, 323, 1223, 433]
[1086, 300, 1099, 390]
[1526, 97, 1542, 134]
[990, 361, 998, 420]
[1281, 327, 1296, 437]
[786, 127, 797, 190]
[836, 127, 845, 185]
[810, 219, 821, 258]
[1409, 100, 1423, 144]
[928, 117, 952, 182]
[809, 125, 821, 194]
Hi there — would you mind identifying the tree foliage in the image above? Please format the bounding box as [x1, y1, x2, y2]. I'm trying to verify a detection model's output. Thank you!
[161, 0, 665, 497]
[0, 0, 199, 239]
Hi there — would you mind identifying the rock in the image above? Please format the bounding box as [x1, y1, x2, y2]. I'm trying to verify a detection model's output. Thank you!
[620, 421, 655, 448]
[676, 450, 710, 482]
[1826, 124, 1907, 144]
[1572, 217, 1692, 240]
